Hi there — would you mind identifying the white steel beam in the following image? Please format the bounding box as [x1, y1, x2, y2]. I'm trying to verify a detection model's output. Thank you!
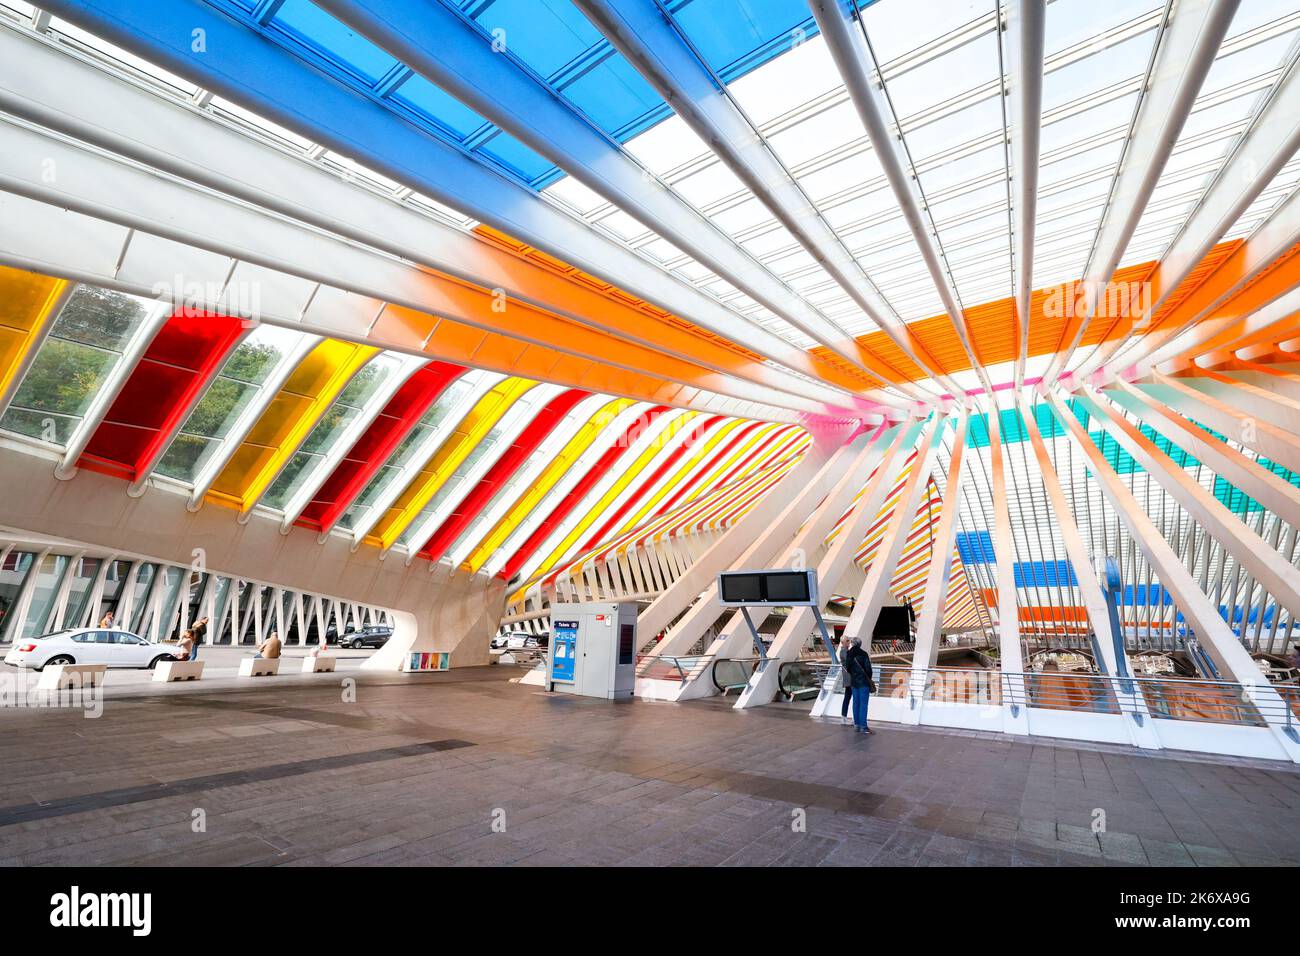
[276, 353, 428, 531]
[1135, 372, 1300, 474]
[1004, 0, 1047, 388]
[1081, 387, 1300, 623]
[187, 334, 321, 510]
[574, 0, 953, 400]
[1073, 139, 1300, 385]
[1047, 0, 1240, 383]
[810, 0, 991, 395]
[30, 2, 871, 406]
[1146, 286, 1300, 374]
[689, 419, 924, 700]
[752, 415, 940, 714]
[127, 322, 258, 498]
[53, 301, 171, 480]
[345, 372, 504, 548]
[912, 411, 969, 668]
[1106, 377, 1300, 530]
[1022, 395, 1125, 678]
[985, 394, 1024, 680]
[314, 0, 902, 389]
[646, 423, 881, 658]
[0, 22, 865, 415]
[1043, 386, 1297, 745]
[0, 118, 823, 421]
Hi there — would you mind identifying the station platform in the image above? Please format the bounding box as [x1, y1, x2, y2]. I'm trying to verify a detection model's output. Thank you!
[0, 666, 1297, 867]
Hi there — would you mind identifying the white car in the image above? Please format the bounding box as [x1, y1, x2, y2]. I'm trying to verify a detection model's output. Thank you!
[3, 627, 180, 671]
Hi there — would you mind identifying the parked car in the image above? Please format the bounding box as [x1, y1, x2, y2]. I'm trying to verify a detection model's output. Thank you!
[3, 627, 179, 671]
[506, 631, 549, 650]
[343, 625, 392, 649]
[493, 630, 530, 650]
[323, 624, 356, 645]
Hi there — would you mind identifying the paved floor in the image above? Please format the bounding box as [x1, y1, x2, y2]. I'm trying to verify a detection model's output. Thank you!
[0, 665, 1298, 866]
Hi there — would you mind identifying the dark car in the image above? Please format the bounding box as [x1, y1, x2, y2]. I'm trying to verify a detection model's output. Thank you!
[344, 625, 392, 649]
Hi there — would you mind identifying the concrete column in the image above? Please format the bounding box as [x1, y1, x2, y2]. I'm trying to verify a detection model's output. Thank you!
[737, 415, 938, 710]
[1044, 389, 1300, 760]
[912, 412, 969, 668]
[647, 427, 879, 658]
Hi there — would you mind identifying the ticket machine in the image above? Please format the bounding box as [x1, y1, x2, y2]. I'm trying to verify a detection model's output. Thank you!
[546, 602, 636, 699]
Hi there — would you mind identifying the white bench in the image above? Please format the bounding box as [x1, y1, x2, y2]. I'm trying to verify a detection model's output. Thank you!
[153, 660, 205, 682]
[238, 657, 280, 677]
[36, 663, 106, 691]
[302, 655, 336, 673]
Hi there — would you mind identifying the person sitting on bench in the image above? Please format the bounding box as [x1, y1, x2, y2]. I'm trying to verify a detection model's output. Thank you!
[176, 628, 196, 661]
[252, 630, 282, 660]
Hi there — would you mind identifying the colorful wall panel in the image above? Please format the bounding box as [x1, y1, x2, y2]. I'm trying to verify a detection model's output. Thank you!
[206, 338, 379, 511]
[80, 309, 246, 481]
[0, 268, 68, 402]
[365, 377, 538, 550]
[416, 388, 589, 562]
[295, 360, 466, 532]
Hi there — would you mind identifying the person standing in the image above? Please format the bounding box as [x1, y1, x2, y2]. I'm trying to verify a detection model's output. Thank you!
[837, 638, 854, 725]
[843, 637, 876, 735]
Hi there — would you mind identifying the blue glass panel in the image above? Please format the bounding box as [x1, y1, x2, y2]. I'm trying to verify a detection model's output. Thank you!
[1014, 560, 1077, 588]
[271, 0, 400, 84]
[559, 51, 666, 137]
[475, 130, 555, 181]
[390, 73, 489, 139]
[465, 0, 603, 79]
[956, 530, 995, 564]
[1121, 584, 1172, 607]
[669, 0, 821, 80]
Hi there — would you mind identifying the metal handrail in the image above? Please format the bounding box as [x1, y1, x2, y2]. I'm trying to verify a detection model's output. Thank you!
[635, 653, 712, 682]
[870, 665, 1297, 729]
[711, 656, 768, 694]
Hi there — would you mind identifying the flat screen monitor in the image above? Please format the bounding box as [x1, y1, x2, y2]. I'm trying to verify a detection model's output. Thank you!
[719, 572, 763, 604]
[763, 571, 812, 604]
[717, 569, 818, 607]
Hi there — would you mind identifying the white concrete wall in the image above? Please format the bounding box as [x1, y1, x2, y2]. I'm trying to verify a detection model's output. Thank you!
[0, 443, 504, 668]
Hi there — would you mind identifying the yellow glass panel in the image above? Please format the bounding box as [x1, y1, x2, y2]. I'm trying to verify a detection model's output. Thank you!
[368, 377, 538, 550]
[460, 397, 635, 574]
[611, 418, 747, 537]
[0, 267, 67, 400]
[676, 423, 790, 514]
[206, 339, 379, 511]
[530, 410, 699, 580]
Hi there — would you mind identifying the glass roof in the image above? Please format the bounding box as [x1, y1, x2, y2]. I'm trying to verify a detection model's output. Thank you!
[5, 0, 1300, 655]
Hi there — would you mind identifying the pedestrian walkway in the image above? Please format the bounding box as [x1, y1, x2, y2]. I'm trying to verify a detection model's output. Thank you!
[0, 667, 1296, 866]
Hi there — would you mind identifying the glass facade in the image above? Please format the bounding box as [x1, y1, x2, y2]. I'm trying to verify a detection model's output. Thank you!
[0, 286, 156, 445]
[260, 353, 402, 511]
[155, 325, 305, 483]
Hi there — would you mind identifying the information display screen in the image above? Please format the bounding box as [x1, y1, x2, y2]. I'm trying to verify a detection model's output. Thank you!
[718, 569, 819, 607]
[551, 619, 578, 682]
[763, 571, 812, 603]
[719, 573, 763, 604]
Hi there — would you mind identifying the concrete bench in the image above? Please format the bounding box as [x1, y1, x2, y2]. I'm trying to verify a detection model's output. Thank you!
[36, 663, 106, 691]
[302, 655, 336, 673]
[238, 657, 280, 678]
[154, 660, 204, 682]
